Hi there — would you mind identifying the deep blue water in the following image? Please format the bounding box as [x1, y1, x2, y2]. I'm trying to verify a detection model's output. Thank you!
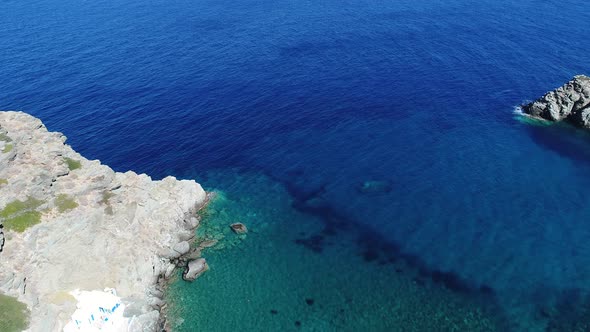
[2, 0, 590, 330]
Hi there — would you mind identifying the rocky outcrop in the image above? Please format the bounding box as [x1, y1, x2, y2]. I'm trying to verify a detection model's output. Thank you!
[522, 75, 590, 128]
[182, 258, 208, 281]
[0, 112, 208, 331]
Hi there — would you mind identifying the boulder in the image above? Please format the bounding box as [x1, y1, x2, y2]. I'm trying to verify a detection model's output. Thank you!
[230, 222, 248, 234]
[172, 241, 190, 255]
[522, 75, 590, 128]
[185, 217, 199, 229]
[183, 258, 208, 281]
[164, 263, 176, 279]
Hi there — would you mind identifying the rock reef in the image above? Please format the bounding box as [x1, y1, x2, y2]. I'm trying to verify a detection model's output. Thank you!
[0, 112, 208, 331]
[522, 75, 590, 128]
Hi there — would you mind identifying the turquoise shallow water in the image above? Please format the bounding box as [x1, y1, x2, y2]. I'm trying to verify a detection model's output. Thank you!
[2, 0, 590, 329]
[166, 171, 508, 331]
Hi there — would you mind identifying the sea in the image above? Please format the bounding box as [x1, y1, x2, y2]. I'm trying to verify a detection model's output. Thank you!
[1, 0, 590, 330]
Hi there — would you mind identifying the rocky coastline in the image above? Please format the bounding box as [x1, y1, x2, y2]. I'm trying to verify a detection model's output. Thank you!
[0, 111, 209, 331]
[521, 75, 590, 128]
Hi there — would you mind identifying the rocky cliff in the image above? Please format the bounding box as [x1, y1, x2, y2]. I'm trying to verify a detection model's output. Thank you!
[0, 112, 207, 331]
[522, 75, 590, 128]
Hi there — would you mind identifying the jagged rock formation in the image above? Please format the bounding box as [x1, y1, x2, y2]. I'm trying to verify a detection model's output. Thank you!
[0, 112, 208, 331]
[522, 75, 590, 128]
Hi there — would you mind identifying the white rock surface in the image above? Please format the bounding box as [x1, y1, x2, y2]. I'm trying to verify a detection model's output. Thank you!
[182, 258, 208, 281]
[0, 111, 208, 331]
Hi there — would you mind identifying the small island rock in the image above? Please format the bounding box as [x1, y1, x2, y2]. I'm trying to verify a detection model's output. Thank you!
[522, 75, 590, 128]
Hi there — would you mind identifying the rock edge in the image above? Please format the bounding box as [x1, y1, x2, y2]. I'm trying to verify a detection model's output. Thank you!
[522, 75, 590, 128]
[0, 111, 208, 332]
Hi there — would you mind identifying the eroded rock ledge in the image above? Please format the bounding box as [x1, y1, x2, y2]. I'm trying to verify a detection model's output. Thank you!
[522, 75, 590, 128]
[0, 111, 207, 331]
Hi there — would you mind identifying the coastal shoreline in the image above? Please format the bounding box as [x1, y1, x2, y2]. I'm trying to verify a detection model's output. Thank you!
[0, 111, 210, 331]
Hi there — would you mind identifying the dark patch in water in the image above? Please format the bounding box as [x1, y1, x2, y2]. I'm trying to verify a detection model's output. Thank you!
[294, 235, 325, 253]
[362, 249, 379, 262]
[320, 226, 337, 236]
[429, 270, 472, 293]
[480, 285, 494, 294]
[270, 309, 278, 315]
[544, 289, 590, 332]
[294, 321, 302, 327]
[525, 122, 590, 166]
[260, 170, 508, 323]
[285, 168, 305, 178]
[412, 277, 426, 286]
[305, 298, 314, 306]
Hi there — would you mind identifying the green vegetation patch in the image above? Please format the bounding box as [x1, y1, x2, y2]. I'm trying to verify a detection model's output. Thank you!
[0, 178, 7, 186]
[0, 294, 30, 332]
[0, 132, 12, 142]
[64, 157, 81, 171]
[100, 190, 115, 215]
[0, 197, 45, 232]
[55, 194, 78, 213]
[100, 190, 115, 205]
[2, 144, 13, 153]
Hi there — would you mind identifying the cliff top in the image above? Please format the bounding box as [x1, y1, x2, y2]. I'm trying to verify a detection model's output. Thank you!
[0, 111, 207, 331]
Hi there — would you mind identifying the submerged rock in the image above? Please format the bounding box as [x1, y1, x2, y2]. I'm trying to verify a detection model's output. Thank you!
[522, 75, 590, 128]
[183, 258, 209, 281]
[230, 222, 248, 234]
[356, 180, 393, 194]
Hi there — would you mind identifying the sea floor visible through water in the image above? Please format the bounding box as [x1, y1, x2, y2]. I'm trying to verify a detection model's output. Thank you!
[2, 0, 590, 330]
[166, 170, 517, 331]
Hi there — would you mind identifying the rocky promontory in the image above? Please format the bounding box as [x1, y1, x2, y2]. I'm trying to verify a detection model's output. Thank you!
[0, 112, 208, 331]
[522, 75, 590, 128]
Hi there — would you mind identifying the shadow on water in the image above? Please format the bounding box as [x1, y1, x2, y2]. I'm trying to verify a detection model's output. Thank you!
[524, 121, 590, 166]
[544, 288, 590, 331]
[257, 169, 513, 327]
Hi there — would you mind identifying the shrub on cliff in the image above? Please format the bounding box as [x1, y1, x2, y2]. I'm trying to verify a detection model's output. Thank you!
[0, 294, 30, 332]
[0, 197, 44, 232]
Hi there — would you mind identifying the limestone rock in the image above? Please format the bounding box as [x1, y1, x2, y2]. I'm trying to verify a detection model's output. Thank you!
[173, 241, 191, 255]
[185, 216, 200, 229]
[522, 75, 590, 128]
[183, 258, 208, 281]
[0, 111, 208, 331]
